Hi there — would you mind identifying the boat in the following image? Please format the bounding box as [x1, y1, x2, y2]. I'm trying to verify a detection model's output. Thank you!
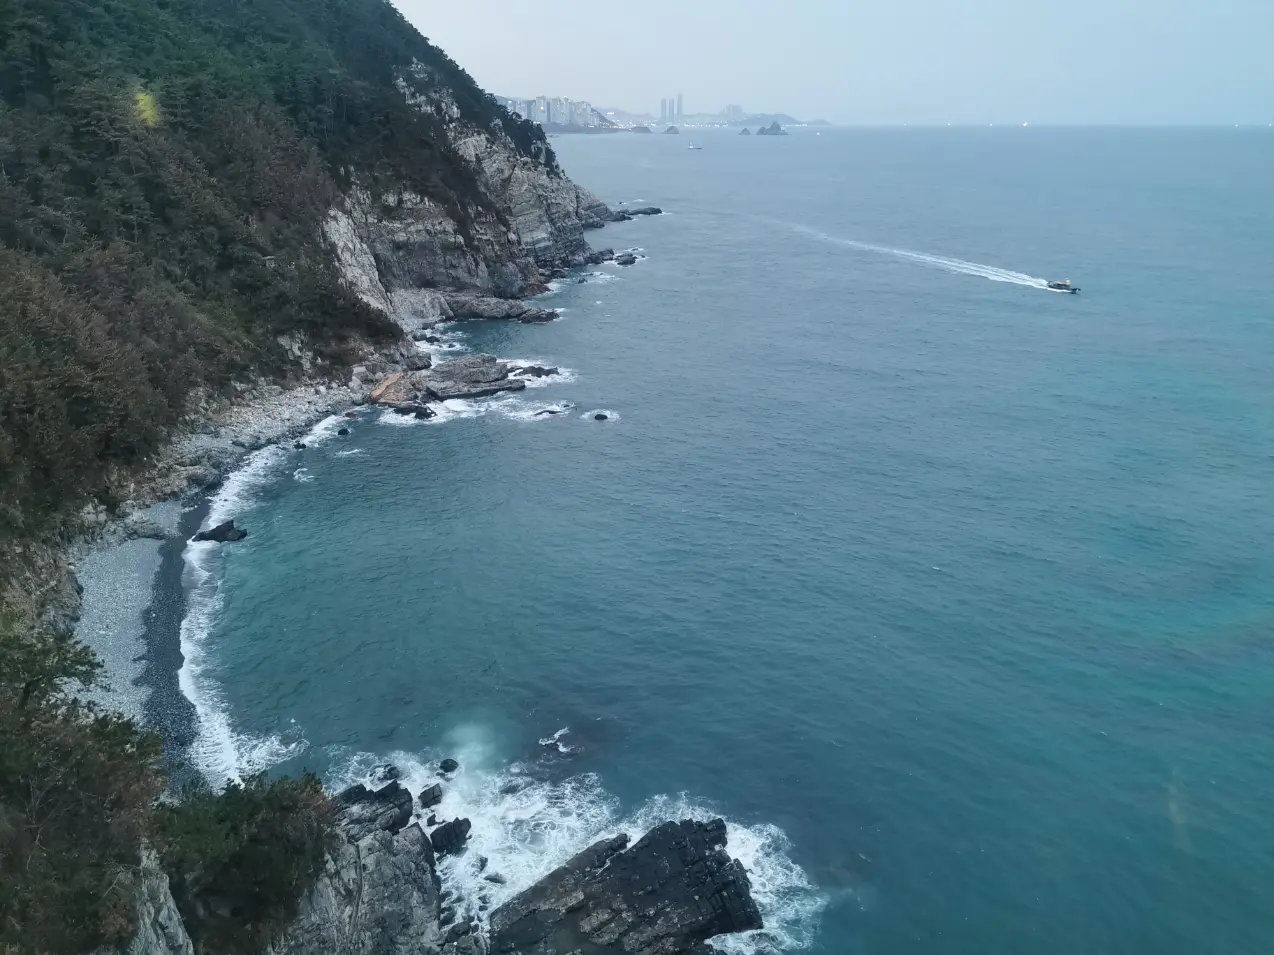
[687, 143, 703, 150]
[1047, 279, 1079, 293]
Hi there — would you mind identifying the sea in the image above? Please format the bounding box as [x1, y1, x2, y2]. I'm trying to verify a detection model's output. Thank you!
[175, 128, 1274, 954]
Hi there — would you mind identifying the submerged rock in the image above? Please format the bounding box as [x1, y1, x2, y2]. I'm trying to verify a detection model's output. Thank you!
[593, 413, 609, 421]
[489, 818, 762, 955]
[192, 520, 247, 544]
[338, 427, 351, 436]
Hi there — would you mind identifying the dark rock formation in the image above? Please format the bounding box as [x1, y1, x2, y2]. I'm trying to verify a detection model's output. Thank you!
[402, 349, 433, 371]
[192, 520, 247, 543]
[444, 293, 558, 324]
[439, 758, 460, 774]
[411, 356, 527, 401]
[755, 121, 788, 136]
[632, 125, 652, 134]
[664, 126, 680, 134]
[336, 780, 415, 840]
[615, 253, 637, 267]
[593, 413, 609, 421]
[344, 411, 359, 418]
[533, 409, 562, 417]
[740, 127, 752, 135]
[627, 207, 663, 216]
[489, 819, 762, 955]
[338, 427, 351, 436]
[419, 783, 443, 809]
[293, 441, 306, 450]
[510, 365, 558, 379]
[430, 818, 472, 856]
[372, 764, 402, 783]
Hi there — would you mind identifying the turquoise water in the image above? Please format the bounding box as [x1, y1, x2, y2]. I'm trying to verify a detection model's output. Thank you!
[184, 129, 1274, 953]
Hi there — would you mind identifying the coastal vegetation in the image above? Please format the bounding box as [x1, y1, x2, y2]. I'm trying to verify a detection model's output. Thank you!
[0, 0, 552, 547]
[0, 614, 337, 955]
[0, 0, 554, 950]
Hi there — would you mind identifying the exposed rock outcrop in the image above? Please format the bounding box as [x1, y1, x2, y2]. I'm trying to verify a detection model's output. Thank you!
[192, 520, 247, 543]
[755, 121, 788, 136]
[407, 355, 528, 401]
[102, 803, 761, 955]
[91, 847, 194, 955]
[268, 823, 442, 955]
[489, 819, 762, 955]
[444, 293, 558, 324]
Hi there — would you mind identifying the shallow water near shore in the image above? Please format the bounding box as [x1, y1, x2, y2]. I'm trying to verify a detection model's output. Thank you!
[181, 129, 1274, 954]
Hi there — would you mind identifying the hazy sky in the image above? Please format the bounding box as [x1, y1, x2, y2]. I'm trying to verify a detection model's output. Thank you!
[392, 0, 1273, 125]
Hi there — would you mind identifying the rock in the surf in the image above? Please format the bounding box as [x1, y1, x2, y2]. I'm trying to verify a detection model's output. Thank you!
[489, 818, 762, 954]
[192, 520, 248, 544]
[337, 780, 415, 839]
[338, 427, 351, 435]
[614, 252, 637, 266]
[418, 783, 443, 809]
[510, 365, 558, 378]
[430, 817, 472, 856]
[439, 757, 460, 774]
[593, 413, 609, 421]
[412, 355, 528, 401]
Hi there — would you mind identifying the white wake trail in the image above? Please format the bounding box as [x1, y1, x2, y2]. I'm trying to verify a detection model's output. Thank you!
[780, 221, 1050, 289]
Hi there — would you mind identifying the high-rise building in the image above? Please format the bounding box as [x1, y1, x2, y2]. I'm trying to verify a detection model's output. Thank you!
[660, 98, 667, 123]
[677, 93, 684, 123]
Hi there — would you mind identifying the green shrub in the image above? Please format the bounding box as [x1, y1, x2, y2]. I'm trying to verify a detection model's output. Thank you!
[0, 618, 164, 955]
[156, 775, 336, 955]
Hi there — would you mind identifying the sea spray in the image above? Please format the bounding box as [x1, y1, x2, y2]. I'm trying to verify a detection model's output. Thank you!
[327, 727, 825, 953]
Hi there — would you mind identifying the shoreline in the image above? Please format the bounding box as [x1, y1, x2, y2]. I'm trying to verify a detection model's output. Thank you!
[69, 307, 582, 778]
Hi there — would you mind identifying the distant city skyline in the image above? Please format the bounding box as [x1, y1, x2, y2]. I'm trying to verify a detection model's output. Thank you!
[393, 0, 1274, 125]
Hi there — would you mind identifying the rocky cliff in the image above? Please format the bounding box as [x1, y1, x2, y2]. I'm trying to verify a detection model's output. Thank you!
[102, 775, 763, 955]
[326, 73, 619, 325]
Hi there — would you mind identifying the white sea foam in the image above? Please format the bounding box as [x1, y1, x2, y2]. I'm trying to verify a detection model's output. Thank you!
[180, 448, 311, 786]
[335, 448, 365, 457]
[292, 467, 314, 483]
[537, 726, 576, 754]
[326, 729, 825, 953]
[779, 220, 1050, 289]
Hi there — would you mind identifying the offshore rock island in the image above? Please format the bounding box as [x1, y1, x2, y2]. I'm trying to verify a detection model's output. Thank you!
[0, 0, 764, 954]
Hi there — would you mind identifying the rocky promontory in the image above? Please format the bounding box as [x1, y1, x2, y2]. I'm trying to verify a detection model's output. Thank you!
[106, 773, 763, 955]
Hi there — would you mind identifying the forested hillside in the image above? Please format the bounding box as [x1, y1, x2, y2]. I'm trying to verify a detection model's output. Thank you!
[0, 4, 559, 951]
[0, 0, 553, 544]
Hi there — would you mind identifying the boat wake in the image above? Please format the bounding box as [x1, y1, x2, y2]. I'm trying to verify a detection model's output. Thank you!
[779, 220, 1050, 289]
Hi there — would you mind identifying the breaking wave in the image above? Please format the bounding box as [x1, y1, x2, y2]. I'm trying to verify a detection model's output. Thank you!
[327, 727, 825, 953]
[178, 416, 344, 785]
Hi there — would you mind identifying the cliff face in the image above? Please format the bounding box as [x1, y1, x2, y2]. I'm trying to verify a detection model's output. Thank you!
[106, 813, 761, 955]
[326, 74, 615, 313]
[0, 0, 614, 545]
